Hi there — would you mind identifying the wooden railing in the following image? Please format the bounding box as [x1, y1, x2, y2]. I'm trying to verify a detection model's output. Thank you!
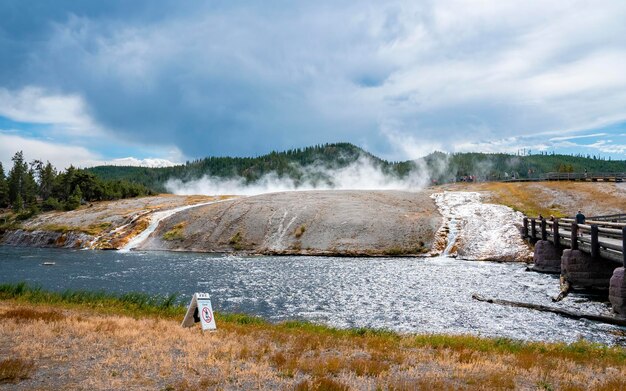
[584, 213, 626, 223]
[504, 172, 625, 183]
[542, 172, 625, 181]
[522, 216, 626, 265]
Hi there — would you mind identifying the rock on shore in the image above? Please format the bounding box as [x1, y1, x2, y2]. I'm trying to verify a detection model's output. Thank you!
[137, 190, 441, 256]
[0, 195, 216, 249]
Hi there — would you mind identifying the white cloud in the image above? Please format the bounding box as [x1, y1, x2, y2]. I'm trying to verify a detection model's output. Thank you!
[0, 133, 182, 170]
[549, 133, 607, 142]
[104, 157, 179, 168]
[3, 1, 626, 159]
[584, 140, 626, 155]
[453, 136, 550, 155]
[0, 87, 102, 136]
[0, 133, 101, 169]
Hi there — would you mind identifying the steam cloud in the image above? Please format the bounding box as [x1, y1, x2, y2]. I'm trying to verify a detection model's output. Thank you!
[165, 156, 433, 196]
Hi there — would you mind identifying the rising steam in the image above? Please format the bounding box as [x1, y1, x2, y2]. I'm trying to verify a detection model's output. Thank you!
[165, 156, 433, 196]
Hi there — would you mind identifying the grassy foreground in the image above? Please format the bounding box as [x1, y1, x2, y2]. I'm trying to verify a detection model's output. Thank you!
[1, 283, 626, 390]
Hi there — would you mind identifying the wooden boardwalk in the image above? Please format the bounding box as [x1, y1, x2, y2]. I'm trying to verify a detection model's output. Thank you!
[522, 215, 626, 265]
[506, 172, 625, 183]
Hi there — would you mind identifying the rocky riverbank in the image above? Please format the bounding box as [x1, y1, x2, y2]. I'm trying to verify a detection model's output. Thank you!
[0, 190, 444, 256]
[5, 183, 611, 261]
[0, 195, 219, 250]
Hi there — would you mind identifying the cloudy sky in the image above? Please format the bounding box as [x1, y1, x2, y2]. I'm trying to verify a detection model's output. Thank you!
[1, 0, 625, 168]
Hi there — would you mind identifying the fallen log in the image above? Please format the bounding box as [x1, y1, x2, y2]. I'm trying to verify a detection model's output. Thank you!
[552, 276, 570, 302]
[472, 293, 626, 327]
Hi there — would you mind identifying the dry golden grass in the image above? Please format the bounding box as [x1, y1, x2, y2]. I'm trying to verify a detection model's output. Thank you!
[0, 307, 65, 323]
[442, 181, 626, 217]
[1, 301, 626, 390]
[0, 358, 35, 384]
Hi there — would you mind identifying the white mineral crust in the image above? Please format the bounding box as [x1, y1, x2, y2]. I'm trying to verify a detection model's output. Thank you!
[432, 191, 532, 261]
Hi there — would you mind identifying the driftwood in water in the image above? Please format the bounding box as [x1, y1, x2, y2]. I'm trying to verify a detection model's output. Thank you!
[472, 293, 626, 327]
[552, 276, 571, 302]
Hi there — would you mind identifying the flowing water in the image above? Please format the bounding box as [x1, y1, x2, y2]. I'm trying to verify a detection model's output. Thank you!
[443, 218, 458, 256]
[120, 199, 230, 251]
[1, 246, 624, 345]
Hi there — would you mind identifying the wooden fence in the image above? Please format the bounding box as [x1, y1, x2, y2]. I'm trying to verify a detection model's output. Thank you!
[522, 216, 626, 265]
[505, 172, 625, 183]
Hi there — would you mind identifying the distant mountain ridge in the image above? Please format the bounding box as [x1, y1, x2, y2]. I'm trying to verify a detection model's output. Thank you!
[86, 143, 626, 193]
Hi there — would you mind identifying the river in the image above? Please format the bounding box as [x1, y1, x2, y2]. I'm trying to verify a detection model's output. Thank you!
[1, 246, 624, 345]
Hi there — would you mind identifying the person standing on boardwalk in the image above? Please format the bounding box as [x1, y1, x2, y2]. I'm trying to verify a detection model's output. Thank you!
[576, 210, 586, 236]
[576, 210, 585, 224]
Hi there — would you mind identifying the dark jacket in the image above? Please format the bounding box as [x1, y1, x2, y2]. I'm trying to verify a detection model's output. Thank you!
[575, 213, 586, 224]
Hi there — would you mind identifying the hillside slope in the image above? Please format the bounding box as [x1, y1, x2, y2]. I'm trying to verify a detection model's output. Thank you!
[137, 190, 441, 256]
[86, 143, 626, 193]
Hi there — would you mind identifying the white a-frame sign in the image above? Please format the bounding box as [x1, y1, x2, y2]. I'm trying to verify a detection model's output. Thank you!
[181, 293, 217, 331]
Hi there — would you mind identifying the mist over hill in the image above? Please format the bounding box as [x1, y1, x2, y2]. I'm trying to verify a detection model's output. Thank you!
[86, 143, 625, 194]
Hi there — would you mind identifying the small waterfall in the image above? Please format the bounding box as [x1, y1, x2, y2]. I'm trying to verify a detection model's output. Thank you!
[442, 218, 458, 257]
[119, 198, 233, 252]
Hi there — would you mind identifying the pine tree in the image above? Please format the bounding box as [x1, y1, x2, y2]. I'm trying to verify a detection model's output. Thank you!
[37, 161, 56, 200]
[65, 185, 82, 211]
[23, 168, 38, 205]
[0, 162, 9, 208]
[13, 193, 23, 212]
[8, 151, 27, 204]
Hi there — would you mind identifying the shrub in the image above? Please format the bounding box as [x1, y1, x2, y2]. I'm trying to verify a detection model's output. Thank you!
[229, 231, 244, 250]
[295, 224, 306, 238]
[163, 222, 186, 241]
[42, 197, 63, 211]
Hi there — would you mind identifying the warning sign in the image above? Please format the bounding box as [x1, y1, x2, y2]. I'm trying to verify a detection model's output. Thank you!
[181, 293, 217, 331]
[201, 306, 212, 323]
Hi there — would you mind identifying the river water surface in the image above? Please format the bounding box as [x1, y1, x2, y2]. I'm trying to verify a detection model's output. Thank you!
[1, 246, 624, 345]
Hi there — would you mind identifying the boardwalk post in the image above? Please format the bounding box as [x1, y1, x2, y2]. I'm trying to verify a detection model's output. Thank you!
[622, 226, 626, 267]
[571, 223, 578, 250]
[554, 219, 560, 248]
[531, 219, 537, 240]
[523, 217, 528, 238]
[541, 218, 547, 241]
[591, 225, 599, 259]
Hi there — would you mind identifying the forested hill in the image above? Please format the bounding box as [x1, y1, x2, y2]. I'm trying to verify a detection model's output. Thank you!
[87, 143, 626, 193]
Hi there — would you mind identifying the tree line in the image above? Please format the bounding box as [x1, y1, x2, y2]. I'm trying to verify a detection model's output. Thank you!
[88, 143, 377, 192]
[86, 143, 626, 191]
[0, 151, 154, 217]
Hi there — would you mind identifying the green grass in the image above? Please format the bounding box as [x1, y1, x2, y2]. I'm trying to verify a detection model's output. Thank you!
[0, 282, 184, 319]
[410, 333, 626, 364]
[382, 242, 427, 256]
[1, 282, 625, 367]
[229, 231, 244, 251]
[162, 222, 186, 241]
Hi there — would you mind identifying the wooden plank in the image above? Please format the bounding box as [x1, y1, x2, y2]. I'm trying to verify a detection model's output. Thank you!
[570, 223, 578, 250]
[591, 225, 599, 259]
[554, 220, 560, 248]
[623, 227, 626, 268]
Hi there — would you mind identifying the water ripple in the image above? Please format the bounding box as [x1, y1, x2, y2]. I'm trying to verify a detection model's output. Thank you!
[1, 246, 624, 345]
